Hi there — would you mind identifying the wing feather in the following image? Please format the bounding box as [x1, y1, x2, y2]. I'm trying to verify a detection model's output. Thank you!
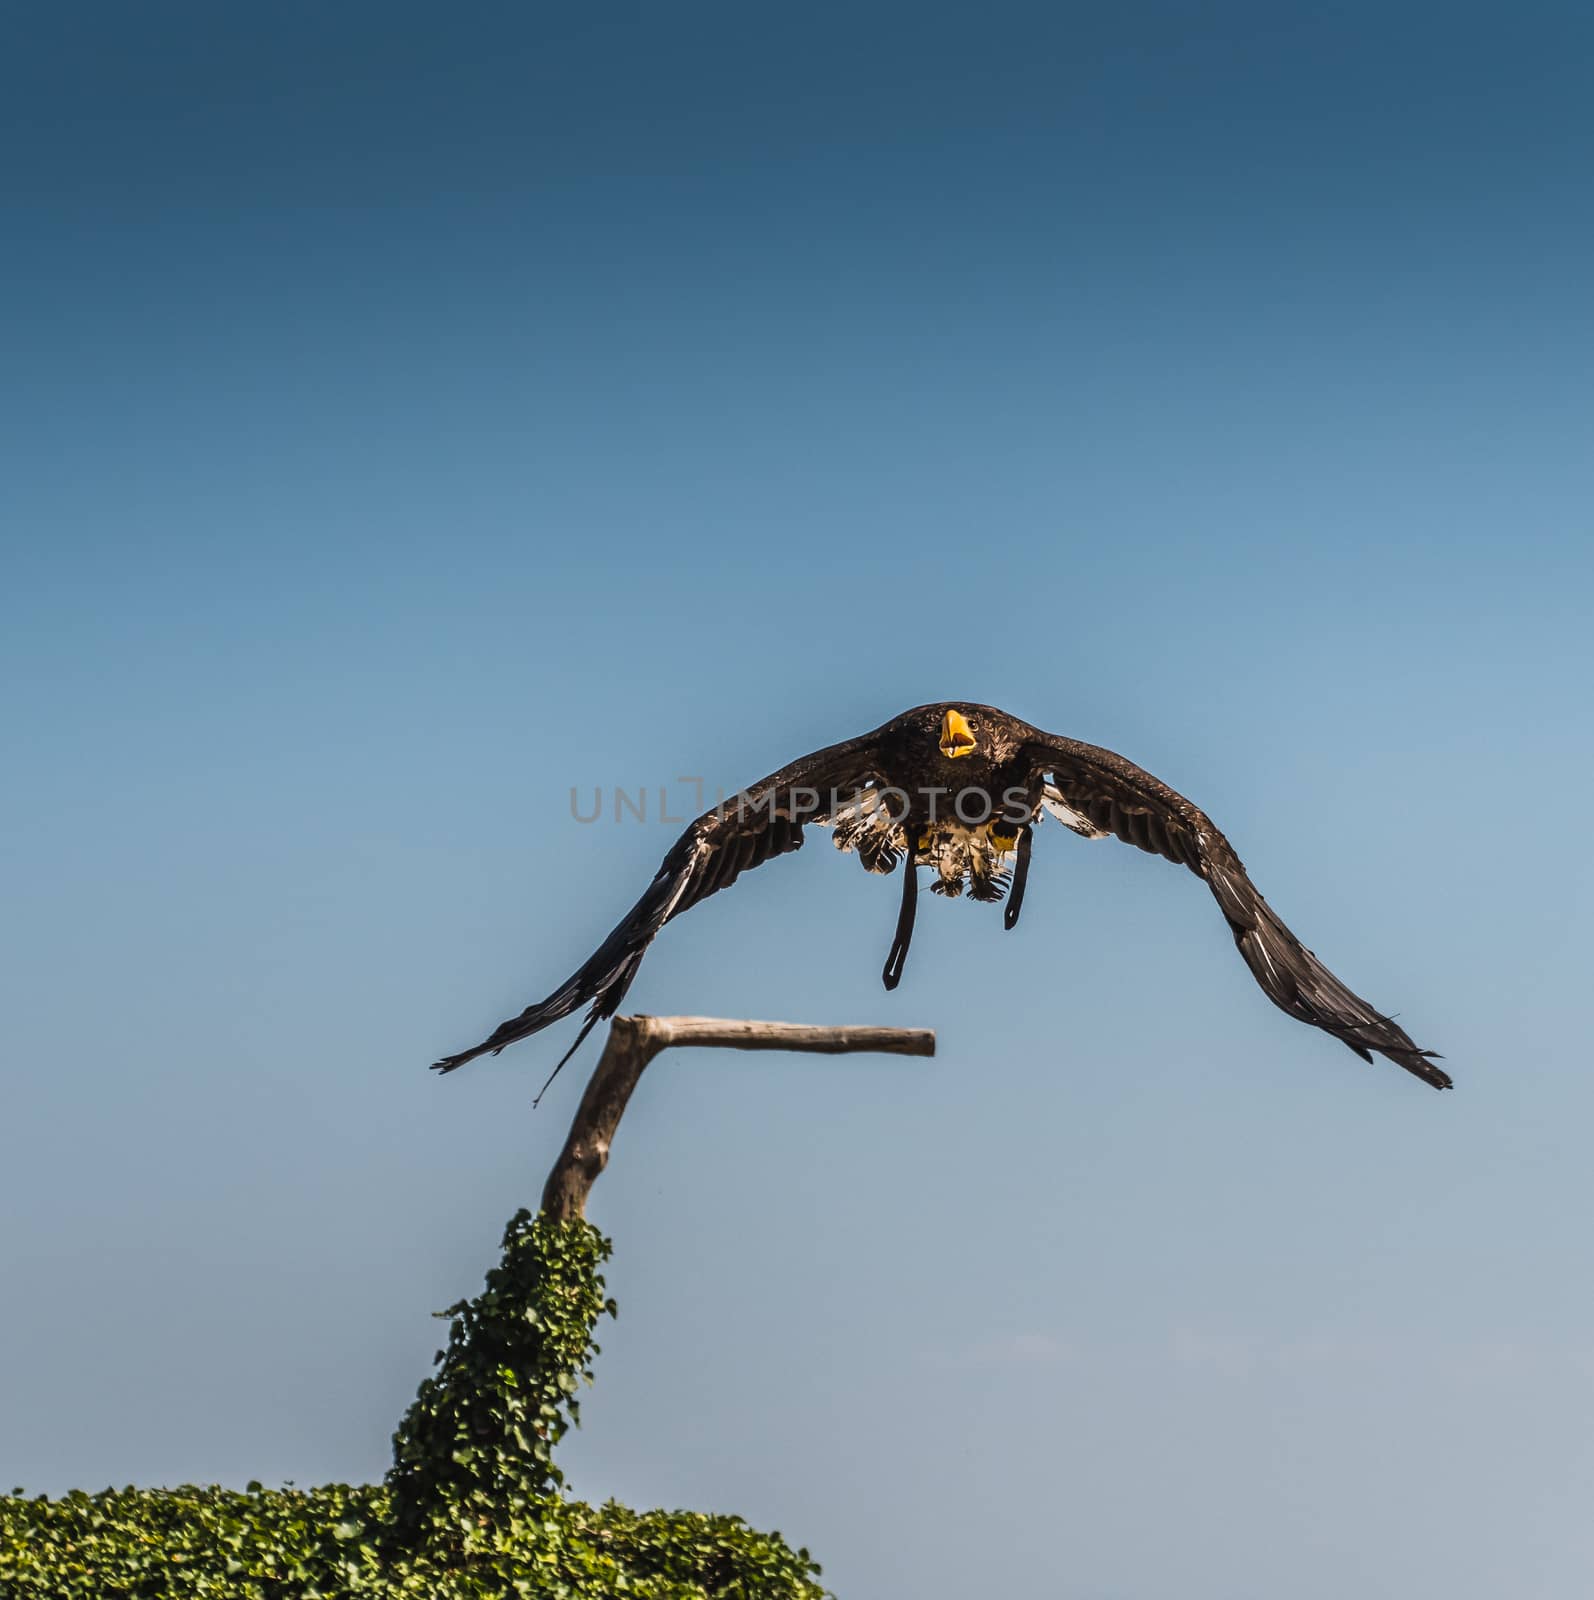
[1022, 731, 1448, 1089]
[432, 729, 885, 1073]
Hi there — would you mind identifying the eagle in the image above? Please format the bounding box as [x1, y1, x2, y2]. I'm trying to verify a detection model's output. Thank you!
[434, 703, 1447, 1092]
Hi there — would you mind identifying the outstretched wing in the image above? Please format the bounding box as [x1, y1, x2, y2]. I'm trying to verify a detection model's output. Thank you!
[432, 729, 887, 1077]
[1021, 731, 1449, 1089]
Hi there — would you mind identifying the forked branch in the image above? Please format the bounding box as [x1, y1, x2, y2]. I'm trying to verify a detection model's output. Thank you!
[540, 1014, 936, 1222]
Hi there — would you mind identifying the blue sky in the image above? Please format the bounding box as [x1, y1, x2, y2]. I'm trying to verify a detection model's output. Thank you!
[4, 5, 1593, 1596]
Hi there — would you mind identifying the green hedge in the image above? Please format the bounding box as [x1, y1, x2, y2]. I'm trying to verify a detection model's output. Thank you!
[0, 1213, 826, 1600]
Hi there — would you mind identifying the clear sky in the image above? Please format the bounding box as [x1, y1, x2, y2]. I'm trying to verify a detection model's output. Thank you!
[4, 4, 1593, 1596]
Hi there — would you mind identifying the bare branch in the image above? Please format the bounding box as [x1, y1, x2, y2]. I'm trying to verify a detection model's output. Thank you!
[540, 1014, 935, 1222]
[643, 1016, 935, 1056]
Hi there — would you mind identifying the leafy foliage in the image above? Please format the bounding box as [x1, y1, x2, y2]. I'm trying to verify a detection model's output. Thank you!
[387, 1210, 613, 1542]
[0, 1214, 825, 1600]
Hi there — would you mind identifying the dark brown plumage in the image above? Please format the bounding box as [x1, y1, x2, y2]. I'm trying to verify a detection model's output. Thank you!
[433, 703, 1447, 1093]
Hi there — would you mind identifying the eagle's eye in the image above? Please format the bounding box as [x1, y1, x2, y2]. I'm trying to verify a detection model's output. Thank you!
[939, 708, 977, 759]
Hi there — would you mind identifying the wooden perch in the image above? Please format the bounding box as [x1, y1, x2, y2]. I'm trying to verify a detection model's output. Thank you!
[540, 1014, 935, 1222]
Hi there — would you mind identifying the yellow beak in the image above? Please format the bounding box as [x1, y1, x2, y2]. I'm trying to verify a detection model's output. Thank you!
[939, 708, 977, 759]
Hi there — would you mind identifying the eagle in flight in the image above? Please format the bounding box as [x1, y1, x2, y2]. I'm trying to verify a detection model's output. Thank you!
[434, 703, 1447, 1092]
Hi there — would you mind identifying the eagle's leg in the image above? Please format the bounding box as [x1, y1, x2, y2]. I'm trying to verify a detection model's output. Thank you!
[1003, 824, 1034, 932]
[882, 838, 918, 990]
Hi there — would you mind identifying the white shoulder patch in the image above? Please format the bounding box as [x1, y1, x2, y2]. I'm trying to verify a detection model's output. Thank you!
[1041, 786, 1109, 839]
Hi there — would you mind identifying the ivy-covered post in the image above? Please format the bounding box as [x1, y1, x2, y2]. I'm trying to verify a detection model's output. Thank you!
[387, 1014, 932, 1553]
[385, 1211, 614, 1546]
